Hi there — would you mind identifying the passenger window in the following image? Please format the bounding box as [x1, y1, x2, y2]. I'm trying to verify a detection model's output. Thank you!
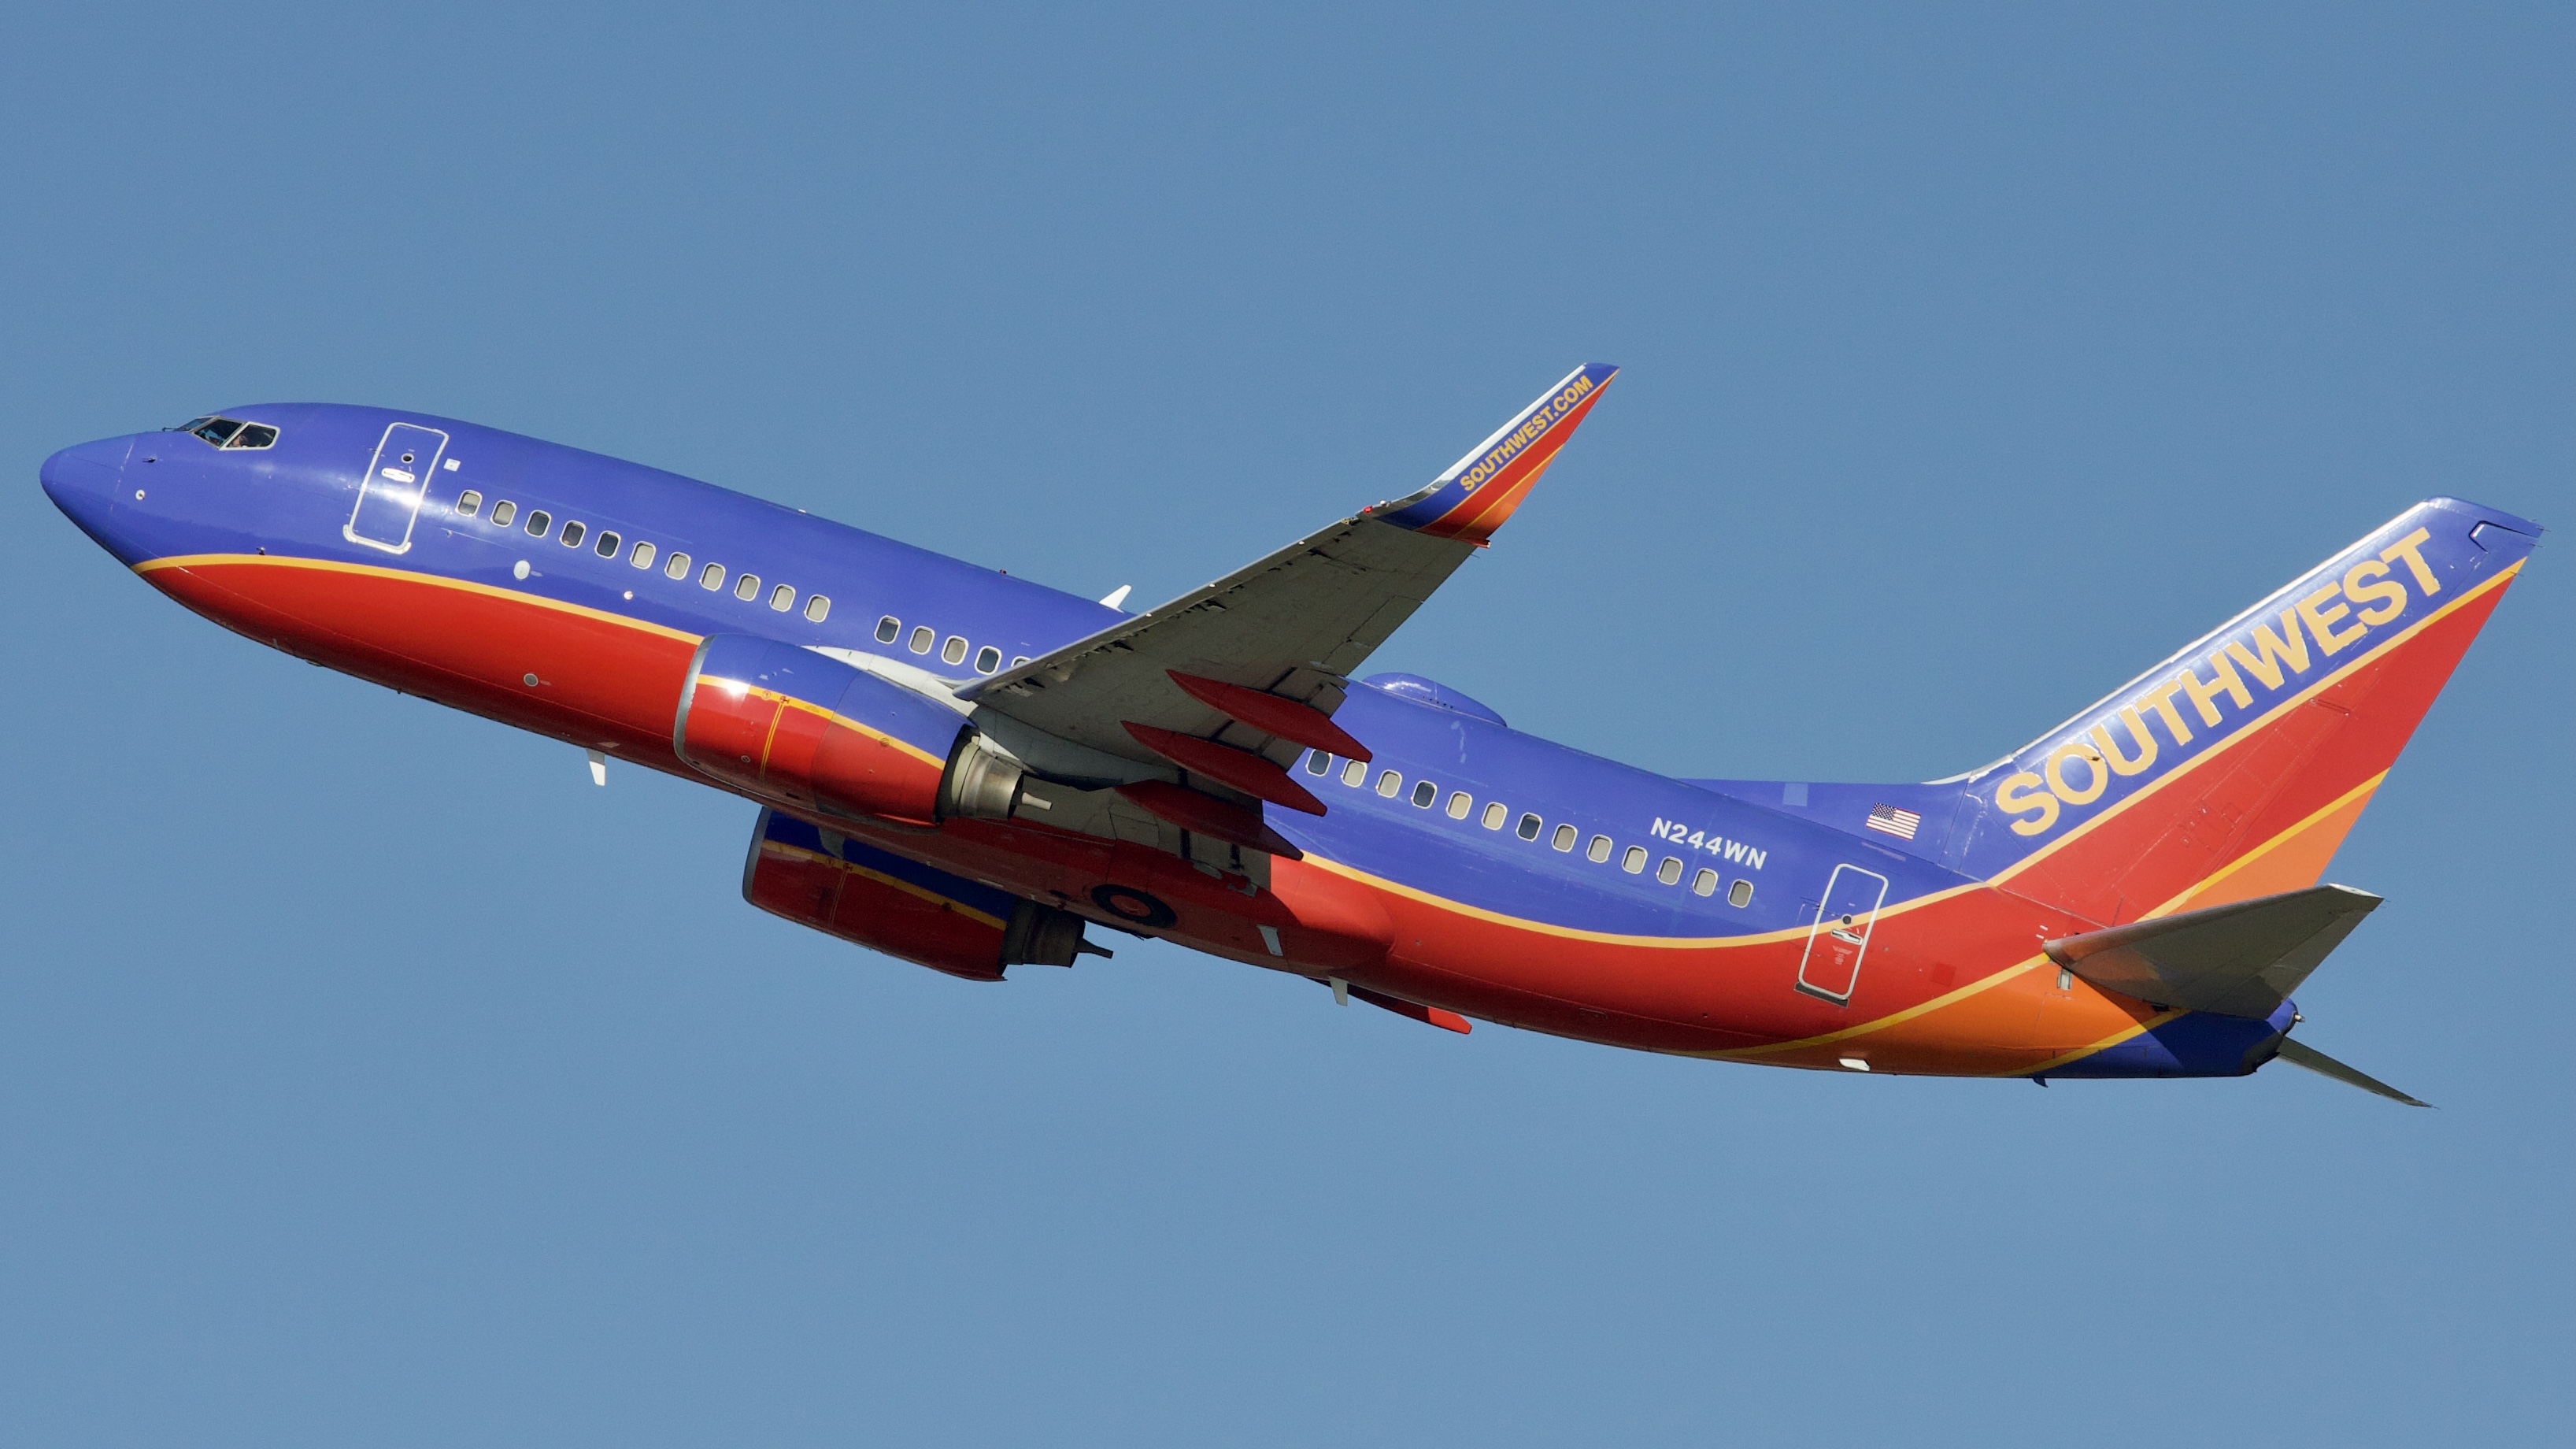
[1656, 857, 1682, 885]
[1482, 802, 1506, 829]
[1692, 868, 1719, 896]
[490, 501, 517, 527]
[941, 636, 968, 665]
[908, 626, 935, 654]
[1728, 879, 1754, 908]
[1342, 759, 1367, 787]
[631, 541, 656, 569]
[699, 562, 724, 591]
[1375, 770, 1402, 798]
[1305, 751, 1331, 776]
[805, 595, 831, 623]
[1446, 791, 1471, 819]
[876, 616, 901, 643]
[769, 584, 794, 612]
[596, 530, 620, 558]
[1517, 812, 1542, 839]
[1588, 836, 1612, 863]
[455, 491, 482, 517]
[1551, 824, 1576, 851]
[525, 510, 551, 538]
[1409, 780, 1436, 808]
[734, 573, 761, 601]
[561, 521, 586, 548]
[1012, 656, 1030, 667]
[973, 645, 1000, 673]
[1621, 846, 1647, 873]
[664, 550, 690, 580]
[226, 423, 279, 449]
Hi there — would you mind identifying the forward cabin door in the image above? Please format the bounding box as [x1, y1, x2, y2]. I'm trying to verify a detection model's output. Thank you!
[1796, 864, 1889, 1004]
[346, 422, 448, 554]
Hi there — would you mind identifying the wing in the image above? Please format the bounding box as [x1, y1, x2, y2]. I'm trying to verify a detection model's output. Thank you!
[960, 364, 1616, 786]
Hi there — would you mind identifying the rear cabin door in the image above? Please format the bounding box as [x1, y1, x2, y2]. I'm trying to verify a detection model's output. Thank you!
[346, 423, 448, 554]
[1796, 864, 1889, 1004]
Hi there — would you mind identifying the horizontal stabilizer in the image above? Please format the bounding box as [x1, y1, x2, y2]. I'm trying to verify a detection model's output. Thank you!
[2273, 1037, 2430, 1107]
[2045, 884, 2382, 1017]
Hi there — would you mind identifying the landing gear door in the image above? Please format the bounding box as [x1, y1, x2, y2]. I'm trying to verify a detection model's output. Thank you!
[1796, 863, 1889, 1005]
[346, 422, 448, 554]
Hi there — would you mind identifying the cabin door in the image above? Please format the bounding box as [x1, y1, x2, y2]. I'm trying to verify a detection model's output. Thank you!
[1795, 864, 1889, 1005]
[345, 423, 448, 554]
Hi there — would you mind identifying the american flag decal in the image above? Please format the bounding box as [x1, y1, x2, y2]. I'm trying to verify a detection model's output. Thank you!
[1865, 803, 1923, 840]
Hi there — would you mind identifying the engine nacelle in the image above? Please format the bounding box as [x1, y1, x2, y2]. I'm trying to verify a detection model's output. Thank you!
[742, 810, 1104, 980]
[675, 634, 1022, 824]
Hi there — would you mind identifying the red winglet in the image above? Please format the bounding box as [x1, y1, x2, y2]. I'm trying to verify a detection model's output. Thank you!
[1345, 983, 1473, 1034]
[1123, 721, 1327, 815]
[1167, 673, 1371, 763]
[1115, 780, 1306, 859]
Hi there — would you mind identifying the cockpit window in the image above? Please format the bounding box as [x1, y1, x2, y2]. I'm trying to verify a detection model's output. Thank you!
[172, 417, 279, 449]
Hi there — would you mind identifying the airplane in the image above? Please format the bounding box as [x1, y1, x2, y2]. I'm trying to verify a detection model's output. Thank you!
[41, 366, 2541, 1104]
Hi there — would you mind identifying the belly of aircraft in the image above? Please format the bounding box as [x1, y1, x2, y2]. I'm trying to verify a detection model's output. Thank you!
[139, 553, 703, 773]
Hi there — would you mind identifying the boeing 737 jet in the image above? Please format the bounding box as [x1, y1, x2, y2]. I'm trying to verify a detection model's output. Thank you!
[42, 368, 2540, 1102]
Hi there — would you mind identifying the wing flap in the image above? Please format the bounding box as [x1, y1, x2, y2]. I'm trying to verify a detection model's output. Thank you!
[1168, 672, 1372, 761]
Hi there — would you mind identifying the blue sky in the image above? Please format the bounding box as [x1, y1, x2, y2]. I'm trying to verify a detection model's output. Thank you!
[3, 5, 2568, 1444]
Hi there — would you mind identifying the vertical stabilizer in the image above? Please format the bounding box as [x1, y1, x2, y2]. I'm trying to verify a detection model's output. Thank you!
[1953, 498, 2537, 926]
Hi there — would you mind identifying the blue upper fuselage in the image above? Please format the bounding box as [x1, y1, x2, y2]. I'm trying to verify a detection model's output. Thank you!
[42, 402, 1126, 665]
[43, 402, 1973, 943]
[1277, 686, 1966, 938]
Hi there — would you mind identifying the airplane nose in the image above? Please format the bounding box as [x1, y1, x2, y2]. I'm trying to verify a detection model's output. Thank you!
[41, 434, 135, 546]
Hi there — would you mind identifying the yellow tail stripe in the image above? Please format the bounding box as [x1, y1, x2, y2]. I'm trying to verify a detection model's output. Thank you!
[1998, 1010, 2189, 1077]
[2141, 770, 2387, 921]
[1697, 955, 2049, 1059]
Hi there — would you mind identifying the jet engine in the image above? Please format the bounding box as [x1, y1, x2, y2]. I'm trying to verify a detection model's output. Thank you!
[675, 634, 1027, 825]
[742, 810, 1105, 980]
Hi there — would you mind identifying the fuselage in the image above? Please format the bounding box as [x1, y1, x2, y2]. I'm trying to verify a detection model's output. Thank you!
[50, 402, 2521, 1082]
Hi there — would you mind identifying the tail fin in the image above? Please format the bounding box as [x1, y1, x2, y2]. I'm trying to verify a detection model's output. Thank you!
[1959, 497, 2538, 925]
[1377, 364, 1617, 543]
